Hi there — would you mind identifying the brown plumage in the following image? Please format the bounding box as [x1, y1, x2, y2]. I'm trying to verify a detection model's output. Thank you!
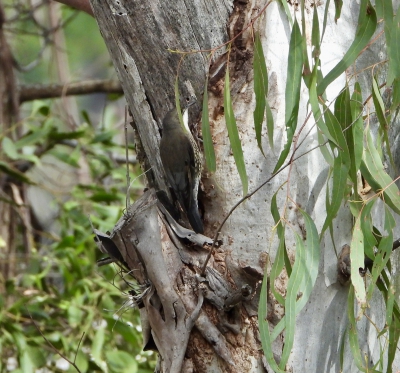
[159, 108, 203, 233]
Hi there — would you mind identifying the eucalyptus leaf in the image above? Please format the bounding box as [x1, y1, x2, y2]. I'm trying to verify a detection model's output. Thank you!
[350, 216, 366, 306]
[347, 286, 367, 371]
[253, 32, 268, 156]
[202, 76, 216, 172]
[2, 137, 19, 160]
[360, 131, 400, 215]
[274, 18, 303, 172]
[318, 0, 377, 95]
[224, 64, 248, 195]
[258, 271, 286, 373]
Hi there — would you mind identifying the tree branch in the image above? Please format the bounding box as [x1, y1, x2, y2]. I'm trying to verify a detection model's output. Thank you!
[53, 0, 94, 17]
[19, 79, 123, 102]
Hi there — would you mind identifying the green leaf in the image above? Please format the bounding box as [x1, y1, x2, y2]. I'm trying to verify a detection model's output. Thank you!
[224, 64, 248, 195]
[2, 137, 19, 160]
[317, 1, 377, 95]
[265, 101, 274, 150]
[388, 308, 400, 372]
[321, 153, 348, 235]
[25, 345, 46, 369]
[347, 286, 367, 372]
[270, 189, 286, 305]
[311, 5, 320, 60]
[201, 76, 216, 172]
[14, 127, 50, 148]
[335, 86, 356, 181]
[48, 146, 81, 168]
[280, 211, 320, 368]
[350, 216, 366, 306]
[360, 130, 400, 215]
[106, 350, 138, 373]
[366, 207, 393, 302]
[360, 199, 377, 259]
[91, 326, 105, 365]
[323, 106, 350, 167]
[48, 128, 86, 141]
[0, 161, 35, 185]
[91, 130, 116, 144]
[334, 0, 343, 22]
[350, 82, 363, 179]
[274, 18, 303, 172]
[321, 0, 331, 42]
[258, 271, 287, 373]
[278, 0, 293, 26]
[31, 100, 50, 117]
[75, 350, 89, 373]
[390, 78, 400, 113]
[372, 75, 394, 167]
[81, 110, 92, 126]
[299, 2, 311, 86]
[309, 65, 336, 146]
[105, 317, 140, 346]
[253, 32, 268, 156]
[386, 4, 400, 86]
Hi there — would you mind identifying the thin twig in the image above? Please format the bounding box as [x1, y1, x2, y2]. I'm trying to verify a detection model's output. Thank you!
[19, 79, 123, 102]
[26, 307, 83, 373]
[201, 140, 328, 274]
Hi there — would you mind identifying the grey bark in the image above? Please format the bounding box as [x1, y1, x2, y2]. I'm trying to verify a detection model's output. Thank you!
[90, 0, 268, 371]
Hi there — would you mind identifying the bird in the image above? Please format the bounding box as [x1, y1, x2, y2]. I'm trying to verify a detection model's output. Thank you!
[159, 107, 204, 233]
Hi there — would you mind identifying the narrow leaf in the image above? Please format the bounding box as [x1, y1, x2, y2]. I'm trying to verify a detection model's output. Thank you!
[253, 33, 268, 156]
[266, 101, 274, 150]
[279, 232, 305, 368]
[258, 272, 287, 373]
[273, 18, 303, 172]
[388, 307, 400, 372]
[321, 154, 348, 235]
[360, 198, 377, 259]
[390, 78, 400, 113]
[318, 1, 377, 95]
[2, 137, 19, 160]
[323, 106, 351, 168]
[334, 0, 343, 22]
[278, 0, 293, 26]
[300, 1, 311, 86]
[348, 286, 367, 371]
[372, 75, 394, 167]
[201, 77, 216, 172]
[0, 161, 35, 185]
[387, 5, 400, 86]
[311, 5, 320, 60]
[270, 190, 286, 305]
[350, 82, 363, 176]
[276, 209, 320, 366]
[360, 130, 400, 215]
[350, 216, 366, 306]
[224, 66, 248, 195]
[335, 86, 357, 185]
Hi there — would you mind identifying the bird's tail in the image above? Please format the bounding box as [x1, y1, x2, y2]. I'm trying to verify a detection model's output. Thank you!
[187, 200, 204, 234]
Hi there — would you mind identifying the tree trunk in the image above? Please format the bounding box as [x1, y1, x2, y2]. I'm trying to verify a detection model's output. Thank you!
[0, 1, 29, 296]
[90, 0, 400, 372]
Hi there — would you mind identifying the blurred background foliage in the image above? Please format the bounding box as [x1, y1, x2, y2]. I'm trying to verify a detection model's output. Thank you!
[0, 0, 154, 372]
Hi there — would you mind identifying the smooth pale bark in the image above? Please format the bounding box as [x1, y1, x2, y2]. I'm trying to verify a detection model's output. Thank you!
[90, 0, 400, 372]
